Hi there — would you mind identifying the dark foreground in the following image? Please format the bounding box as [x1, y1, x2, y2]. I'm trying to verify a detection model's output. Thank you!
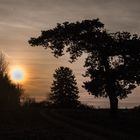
[0, 108, 140, 140]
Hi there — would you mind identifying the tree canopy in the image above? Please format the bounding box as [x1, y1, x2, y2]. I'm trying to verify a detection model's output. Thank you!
[29, 19, 140, 112]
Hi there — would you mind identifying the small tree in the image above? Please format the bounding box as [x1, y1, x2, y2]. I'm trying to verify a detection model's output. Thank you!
[49, 67, 79, 108]
[21, 94, 36, 108]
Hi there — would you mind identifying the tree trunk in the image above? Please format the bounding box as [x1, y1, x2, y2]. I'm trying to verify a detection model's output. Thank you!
[106, 79, 118, 115]
[102, 55, 118, 116]
[109, 95, 118, 116]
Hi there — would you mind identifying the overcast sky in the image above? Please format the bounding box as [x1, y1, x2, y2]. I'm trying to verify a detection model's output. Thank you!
[0, 0, 140, 107]
[0, 0, 140, 32]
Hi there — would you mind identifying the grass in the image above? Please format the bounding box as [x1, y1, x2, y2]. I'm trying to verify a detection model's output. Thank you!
[0, 106, 139, 140]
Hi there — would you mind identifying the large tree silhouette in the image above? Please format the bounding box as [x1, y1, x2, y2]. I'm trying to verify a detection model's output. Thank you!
[49, 67, 79, 108]
[0, 53, 23, 109]
[29, 19, 140, 113]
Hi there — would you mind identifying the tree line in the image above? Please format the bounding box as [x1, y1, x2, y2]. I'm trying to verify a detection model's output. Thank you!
[0, 53, 23, 109]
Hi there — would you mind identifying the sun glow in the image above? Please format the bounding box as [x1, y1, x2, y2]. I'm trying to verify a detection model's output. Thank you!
[10, 66, 26, 83]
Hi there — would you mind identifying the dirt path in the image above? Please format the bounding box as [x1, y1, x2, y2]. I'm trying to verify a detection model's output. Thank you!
[40, 109, 138, 140]
[40, 109, 108, 140]
[0, 109, 138, 140]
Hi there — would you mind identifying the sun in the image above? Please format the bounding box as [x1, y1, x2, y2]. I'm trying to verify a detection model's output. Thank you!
[10, 66, 26, 83]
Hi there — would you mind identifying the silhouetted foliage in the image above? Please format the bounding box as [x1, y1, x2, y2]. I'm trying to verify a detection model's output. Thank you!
[49, 67, 79, 108]
[21, 94, 36, 108]
[0, 53, 23, 109]
[29, 19, 140, 113]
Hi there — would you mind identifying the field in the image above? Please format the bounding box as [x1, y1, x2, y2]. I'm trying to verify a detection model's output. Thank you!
[0, 108, 139, 140]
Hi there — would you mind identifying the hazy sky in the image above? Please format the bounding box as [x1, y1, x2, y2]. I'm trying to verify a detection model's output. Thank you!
[0, 0, 140, 108]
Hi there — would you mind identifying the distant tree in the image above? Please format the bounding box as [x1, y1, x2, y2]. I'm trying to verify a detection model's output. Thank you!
[0, 52, 23, 109]
[29, 19, 140, 113]
[49, 67, 79, 108]
[21, 94, 36, 108]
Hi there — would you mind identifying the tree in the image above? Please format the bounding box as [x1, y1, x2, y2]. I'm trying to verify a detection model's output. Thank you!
[49, 67, 79, 108]
[0, 52, 23, 109]
[29, 19, 140, 113]
[21, 94, 36, 108]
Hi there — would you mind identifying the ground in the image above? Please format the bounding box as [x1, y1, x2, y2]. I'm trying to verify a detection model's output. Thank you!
[0, 108, 139, 140]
